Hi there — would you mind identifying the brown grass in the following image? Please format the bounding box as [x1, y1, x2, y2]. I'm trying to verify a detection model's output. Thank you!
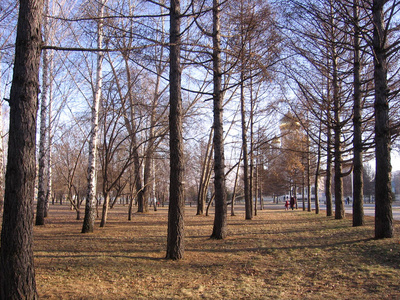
[30, 204, 400, 299]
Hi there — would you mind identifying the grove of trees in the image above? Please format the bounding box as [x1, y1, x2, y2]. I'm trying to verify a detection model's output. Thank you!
[0, 0, 399, 297]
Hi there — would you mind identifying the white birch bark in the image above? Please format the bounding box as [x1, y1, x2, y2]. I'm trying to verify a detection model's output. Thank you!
[36, 0, 50, 225]
[82, 0, 105, 233]
[46, 52, 54, 209]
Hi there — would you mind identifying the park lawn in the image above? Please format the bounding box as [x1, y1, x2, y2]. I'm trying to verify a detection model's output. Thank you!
[32, 204, 400, 299]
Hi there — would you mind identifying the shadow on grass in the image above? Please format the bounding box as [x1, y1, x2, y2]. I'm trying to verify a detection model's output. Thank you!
[185, 237, 375, 253]
[35, 253, 164, 262]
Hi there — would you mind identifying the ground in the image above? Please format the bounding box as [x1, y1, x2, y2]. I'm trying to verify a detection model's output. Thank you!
[20, 204, 400, 299]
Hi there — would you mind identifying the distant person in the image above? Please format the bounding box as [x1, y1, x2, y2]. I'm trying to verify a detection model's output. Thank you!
[290, 196, 295, 210]
[285, 200, 289, 210]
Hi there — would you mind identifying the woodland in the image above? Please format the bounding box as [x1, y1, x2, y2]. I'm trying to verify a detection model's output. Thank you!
[0, 0, 400, 298]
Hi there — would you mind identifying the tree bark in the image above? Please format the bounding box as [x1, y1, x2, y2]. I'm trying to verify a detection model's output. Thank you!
[82, 0, 104, 233]
[231, 149, 242, 216]
[100, 192, 109, 227]
[373, 0, 393, 239]
[133, 138, 144, 213]
[211, 0, 227, 239]
[307, 134, 311, 212]
[36, 0, 50, 225]
[241, 75, 252, 220]
[166, 0, 185, 260]
[239, 0, 252, 220]
[0, 0, 43, 297]
[314, 123, 322, 215]
[352, 0, 365, 227]
[197, 128, 213, 215]
[332, 51, 344, 220]
[43, 0, 52, 217]
[250, 74, 255, 216]
[45, 56, 53, 214]
[325, 125, 333, 217]
[0, 66, 4, 215]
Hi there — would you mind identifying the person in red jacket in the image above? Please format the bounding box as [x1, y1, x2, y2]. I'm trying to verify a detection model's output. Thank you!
[285, 200, 290, 210]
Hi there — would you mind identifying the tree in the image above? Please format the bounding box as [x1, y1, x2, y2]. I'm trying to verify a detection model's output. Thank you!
[226, 0, 280, 220]
[373, 0, 394, 239]
[36, 0, 50, 226]
[82, 0, 105, 233]
[97, 76, 138, 227]
[282, 0, 360, 219]
[166, 0, 185, 260]
[53, 125, 87, 220]
[0, 0, 43, 297]
[211, 0, 227, 239]
[352, 0, 365, 227]
[197, 128, 214, 216]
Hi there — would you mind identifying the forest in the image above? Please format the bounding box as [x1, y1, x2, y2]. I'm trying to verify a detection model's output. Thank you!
[0, 0, 399, 298]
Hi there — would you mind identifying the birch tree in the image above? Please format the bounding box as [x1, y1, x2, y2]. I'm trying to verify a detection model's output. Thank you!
[82, 0, 105, 233]
[36, 0, 50, 226]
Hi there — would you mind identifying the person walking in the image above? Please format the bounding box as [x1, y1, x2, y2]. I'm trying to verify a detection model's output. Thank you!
[290, 197, 295, 210]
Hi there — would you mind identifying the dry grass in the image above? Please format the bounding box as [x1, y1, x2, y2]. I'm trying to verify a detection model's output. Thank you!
[30, 204, 400, 299]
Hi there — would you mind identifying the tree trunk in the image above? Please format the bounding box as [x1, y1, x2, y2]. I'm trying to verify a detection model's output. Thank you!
[302, 173, 305, 211]
[325, 125, 333, 217]
[166, 0, 185, 260]
[36, 0, 50, 225]
[76, 194, 81, 220]
[254, 152, 259, 213]
[100, 192, 110, 227]
[258, 154, 263, 210]
[201, 153, 213, 212]
[249, 71, 255, 216]
[333, 52, 344, 220]
[352, 0, 365, 227]
[134, 141, 144, 213]
[211, 0, 227, 239]
[314, 124, 322, 215]
[241, 74, 251, 220]
[0, 64, 4, 215]
[307, 135, 311, 212]
[82, 0, 104, 233]
[141, 157, 151, 213]
[231, 150, 242, 216]
[197, 128, 213, 215]
[373, 0, 393, 239]
[0, 0, 43, 297]
[45, 60, 53, 216]
[128, 194, 134, 221]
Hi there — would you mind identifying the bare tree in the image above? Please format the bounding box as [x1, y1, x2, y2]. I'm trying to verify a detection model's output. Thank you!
[372, 0, 394, 239]
[197, 128, 214, 215]
[36, 0, 50, 226]
[53, 125, 88, 220]
[352, 0, 365, 226]
[166, 0, 185, 260]
[211, 0, 227, 239]
[82, 0, 105, 233]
